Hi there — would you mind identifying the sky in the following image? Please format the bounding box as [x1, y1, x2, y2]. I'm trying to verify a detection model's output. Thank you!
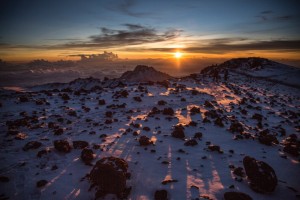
[0, 0, 300, 64]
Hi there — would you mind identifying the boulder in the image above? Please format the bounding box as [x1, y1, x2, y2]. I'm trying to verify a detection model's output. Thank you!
[53, 140, 71, 153]
[73, 140, 89, 149]
[162, 108, 174, 116]
[243, 156, 277, 193]
[98, 99, 106, 105]
[139, 136, 152, 146]
[229, 121, 244, 133]
[36, 180, 48, 188]
[224, 191, 253, 200]
[23, 141, 42, 151]
[90, 157, 129, 198]
[184, 139, 198, 146]
[155, 189, 168, 200]
[81, 148, 94, 164]
[193, 132, 203, 139]
[171, 125, 185, 139]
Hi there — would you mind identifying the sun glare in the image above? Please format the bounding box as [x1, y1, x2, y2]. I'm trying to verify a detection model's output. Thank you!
[174, 52, 182, 58]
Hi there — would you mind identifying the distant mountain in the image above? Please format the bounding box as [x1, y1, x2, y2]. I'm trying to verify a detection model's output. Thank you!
[201, 57, 300, 87]
[119, 65, 172, 82]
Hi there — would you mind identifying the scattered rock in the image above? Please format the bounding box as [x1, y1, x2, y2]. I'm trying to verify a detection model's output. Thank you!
[53, 140, 71, 153]
[133, 96, 142, 102]
[193, 132, 203, 139]
[157, 100, 167, 105]
[98, 99, 106, 105]
[243, 156, 277, 193]
[155, 190, 168, 200]
[171, 125, 185, 139]
[184, 139, 198, 146]
[139, 136, 152, 146]
[0, 176, 10, 182]
[90, 157, 129, 199]
[73, 140, 89, 149]
[36, 180, 48, 188]
[162, 108, 174, 116]
[81, 148, 95, 165]
[229, 121, 244, 133]
[224, 191, 253, 200]
[233, 167, 245, 177]
[23, 141, 42, 151]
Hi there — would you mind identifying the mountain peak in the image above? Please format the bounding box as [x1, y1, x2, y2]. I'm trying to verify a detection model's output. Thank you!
[120, 65, 172, 82]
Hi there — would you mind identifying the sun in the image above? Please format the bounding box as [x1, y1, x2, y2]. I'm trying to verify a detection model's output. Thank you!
[174, 52, 182, 58]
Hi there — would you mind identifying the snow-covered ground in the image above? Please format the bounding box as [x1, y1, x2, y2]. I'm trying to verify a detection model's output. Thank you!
[0, 66, 299, 200]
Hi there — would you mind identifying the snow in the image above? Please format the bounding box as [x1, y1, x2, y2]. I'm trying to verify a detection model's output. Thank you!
[0, 64, 300, 200]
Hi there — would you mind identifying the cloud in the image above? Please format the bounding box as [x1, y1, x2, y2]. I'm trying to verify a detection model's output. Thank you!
[261, 10, 273, 14]
[61, 24, 181, 48]
[276, 15, 294, 21]
[106, 0, 150, 17]
[148, 39, 300, 54]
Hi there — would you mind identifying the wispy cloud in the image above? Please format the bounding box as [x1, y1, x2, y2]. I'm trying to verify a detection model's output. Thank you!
[106, 0, 150, 17]
[1, 24, 182, 50]
[147, 39, 300, 54]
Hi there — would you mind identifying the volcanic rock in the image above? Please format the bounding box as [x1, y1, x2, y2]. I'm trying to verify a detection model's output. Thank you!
[53, 140, 71, 153]
[243, 156, 277, 193]
[90, 157, 129, 198]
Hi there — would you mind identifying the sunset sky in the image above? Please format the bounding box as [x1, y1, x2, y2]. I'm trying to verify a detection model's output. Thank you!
[1, 0, 300, 63]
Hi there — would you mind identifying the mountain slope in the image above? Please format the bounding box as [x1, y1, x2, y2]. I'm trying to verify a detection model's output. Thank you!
[119, 65, 172, 82]
[201, 57, 300, 87]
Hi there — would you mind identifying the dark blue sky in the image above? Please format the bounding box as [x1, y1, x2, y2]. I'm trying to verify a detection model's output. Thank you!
[0, 0, 299, 61]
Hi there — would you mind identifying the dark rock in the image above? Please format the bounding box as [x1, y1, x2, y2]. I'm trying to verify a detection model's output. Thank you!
[193, 132, 203, 139]
[233, 167, 245, 177]
[54, 128, 64, 135]
[23, 141, 42, 151]
[36, 180, 48, 188]
[229, 121, 244, 133]
[184, 139, 198, 146]
[208, 145, 223, 153]
[105, 111, 113, 118]
[81, 148, 94, 164]
[258, 134, 278, 146]
[204, 110, 219, 119]
[224, 191, 253, 200]
[100, 134, 107, 138]
[98, 99, 106, 105]
[243, 156, 277, 193]
[139, 136, 152, 146]
[155, 189, 168, 200]
[53, 140, 71, 153]
[143, 126, 150, 131]
[0, 176, 10, 182]
[283, 145, 299, 156]
[171, 125, 185, 139]
[90, 157, 129, 198]
[157, 100, 167, 105]
[133, 96, 142, 102]
[61, 93, 70, 101]
[19, 95, 29, 102]
[188, 121, 197, 127]
[214, 117, 224, 127]
[190, 107, 201, 114]
[252, 113, 263, 122]
[37, 149, 50, 158]
[204, 100, 214, 108]
[73, 141, 89, 149]
[15, 132, 27, 140]
[162, 108, 174, 116]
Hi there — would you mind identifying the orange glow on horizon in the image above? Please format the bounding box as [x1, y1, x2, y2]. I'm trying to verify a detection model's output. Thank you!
[174, 52, 183, 58]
